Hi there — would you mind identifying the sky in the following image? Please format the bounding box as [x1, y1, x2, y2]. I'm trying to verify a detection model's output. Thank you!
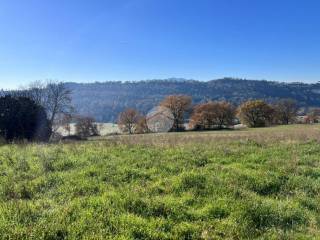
[0, 0, 320, 89]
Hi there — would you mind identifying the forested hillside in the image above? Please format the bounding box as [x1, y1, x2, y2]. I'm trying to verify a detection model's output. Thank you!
[66, 78, 320, 122]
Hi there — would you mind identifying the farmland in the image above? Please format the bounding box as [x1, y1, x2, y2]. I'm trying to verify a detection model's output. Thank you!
[1, 125, 320, 239]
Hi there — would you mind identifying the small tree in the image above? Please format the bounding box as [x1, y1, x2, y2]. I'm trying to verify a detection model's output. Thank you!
[273, 99, 298, 124]
[190, 101, 236, 130]
[118, 108, 141, 134]
[160, 95, 192, 131]
[237, 100, 275, 127]
[135, 116, 150, 134]
[75, 116, 99, 139]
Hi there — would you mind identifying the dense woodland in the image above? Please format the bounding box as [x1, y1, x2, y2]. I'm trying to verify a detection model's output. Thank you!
[66, 78, 320, 122]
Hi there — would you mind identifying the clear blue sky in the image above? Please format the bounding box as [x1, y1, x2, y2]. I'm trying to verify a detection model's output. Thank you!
[1, 0, 320, 89]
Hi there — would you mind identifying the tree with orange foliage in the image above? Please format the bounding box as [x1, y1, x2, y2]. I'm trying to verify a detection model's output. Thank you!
[190, 101, 236, 130]
[118, 108, 142, 134]
[160, 95, 192, 131]
[135, 116, 150, 134]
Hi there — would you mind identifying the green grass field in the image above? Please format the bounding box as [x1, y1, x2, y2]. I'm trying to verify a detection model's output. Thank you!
[1, 125, 320, 239]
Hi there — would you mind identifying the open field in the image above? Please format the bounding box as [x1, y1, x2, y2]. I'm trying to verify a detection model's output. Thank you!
[102, 124, 320, 146]
[57, 123, 121, 136]
[1, 125, 320, 239]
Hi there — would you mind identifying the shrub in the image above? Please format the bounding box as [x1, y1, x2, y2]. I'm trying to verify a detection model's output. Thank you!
[75, 116, 99, 139]
[0, 96, 51, 142]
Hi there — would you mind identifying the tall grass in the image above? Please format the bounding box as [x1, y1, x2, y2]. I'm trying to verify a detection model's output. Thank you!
[0, 125, 320, 239]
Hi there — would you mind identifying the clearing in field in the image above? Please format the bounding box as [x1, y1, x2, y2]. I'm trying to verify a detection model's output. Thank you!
[1, 125, 320, 239]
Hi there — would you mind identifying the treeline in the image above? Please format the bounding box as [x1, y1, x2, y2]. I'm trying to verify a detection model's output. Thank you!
[2, 80, 320, 142]
[117, 95, 319, 134]
[67, 78, 320, 122]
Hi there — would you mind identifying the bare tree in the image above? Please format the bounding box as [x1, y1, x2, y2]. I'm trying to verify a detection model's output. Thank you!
[20, 80, 73, 133]
[118, 108, 141, 134]
[273, 99, 298, 124]
[24, 81, 47, 106]
[160, 95, 192, 131]
[75, 116, 99, 139]
[45, 81, 73, 127]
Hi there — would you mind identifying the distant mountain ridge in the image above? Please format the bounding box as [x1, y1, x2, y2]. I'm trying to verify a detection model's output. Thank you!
[65, 78, 320, 122]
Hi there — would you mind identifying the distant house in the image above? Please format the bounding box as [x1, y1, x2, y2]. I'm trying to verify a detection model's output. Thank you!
[296, 115, 320, 124]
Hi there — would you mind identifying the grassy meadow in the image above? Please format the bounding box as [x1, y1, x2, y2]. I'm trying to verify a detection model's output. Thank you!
[1, 125, 320, 239]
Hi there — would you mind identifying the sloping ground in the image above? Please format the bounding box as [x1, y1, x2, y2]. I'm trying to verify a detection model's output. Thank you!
[66, 79, 320, 121]
[0, 125, 320, 239]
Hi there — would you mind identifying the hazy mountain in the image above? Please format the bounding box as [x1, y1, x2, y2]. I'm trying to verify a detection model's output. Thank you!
[65, 78, 320, 122]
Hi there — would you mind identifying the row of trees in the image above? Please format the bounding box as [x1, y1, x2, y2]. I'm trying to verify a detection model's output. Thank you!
[67, 78, 320, 122]
[117, 96, 305, 134]
[117, 95, 192, 134]
[64, 96, 320, 137]
[2, 83, 320, 140]
[238, 99, 298, 127]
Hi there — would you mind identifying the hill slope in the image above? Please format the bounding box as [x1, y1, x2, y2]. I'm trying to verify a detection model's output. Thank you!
[66, 78, 320, 122]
